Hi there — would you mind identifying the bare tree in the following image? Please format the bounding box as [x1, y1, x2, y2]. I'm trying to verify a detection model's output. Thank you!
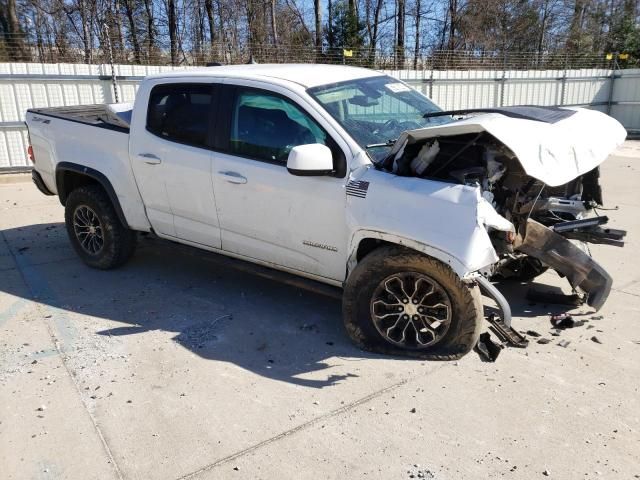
[314, 0, 321, 48]
[167, 0, 178, 64]
[364, 0, 384, 59]
[0, 0, 29, 60]
[122, 0, 141, 62]
[396, 0, 406, 68]
[566, 0, 589, 52]
[143, 0, 156, 58]
[448, 0, 458, 50]
[414, 0, 422, 69]
[205, 0, 216, 50]
[270, 0, 278, 47]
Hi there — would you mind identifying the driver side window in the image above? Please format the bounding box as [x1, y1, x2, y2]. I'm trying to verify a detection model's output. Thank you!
[229, 89, 327, 164]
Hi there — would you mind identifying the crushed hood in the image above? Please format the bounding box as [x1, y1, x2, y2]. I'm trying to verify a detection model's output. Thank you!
[392, 107, 627, 187]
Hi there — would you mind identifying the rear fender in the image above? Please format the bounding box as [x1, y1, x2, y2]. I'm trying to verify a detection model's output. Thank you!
[56, 162, 129, 229]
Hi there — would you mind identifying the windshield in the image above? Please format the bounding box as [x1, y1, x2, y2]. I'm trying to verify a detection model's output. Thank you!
[308, 75, 453, 162]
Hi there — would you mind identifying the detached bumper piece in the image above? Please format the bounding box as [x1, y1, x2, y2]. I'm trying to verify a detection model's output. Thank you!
[517, 219, 614, 310]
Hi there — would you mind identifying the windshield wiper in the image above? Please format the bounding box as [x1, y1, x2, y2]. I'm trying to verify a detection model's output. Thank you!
[423, 107, 573, 121]
[366, 139, 397, 149]
[422, 110, 462, 119]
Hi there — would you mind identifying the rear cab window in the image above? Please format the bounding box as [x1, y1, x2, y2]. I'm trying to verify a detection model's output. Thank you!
[146, 84, 214, 147]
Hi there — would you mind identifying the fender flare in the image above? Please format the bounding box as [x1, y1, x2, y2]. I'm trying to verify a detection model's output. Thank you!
[55, 162, 129, 229]
[347, 229, 472, 280]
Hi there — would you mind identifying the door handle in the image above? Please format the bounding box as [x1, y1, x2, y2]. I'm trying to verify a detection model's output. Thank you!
[138, 152, 162, 164]
[218, 171, 247, 184]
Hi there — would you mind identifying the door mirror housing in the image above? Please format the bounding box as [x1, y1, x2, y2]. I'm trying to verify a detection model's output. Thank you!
[286, 144, 334, 176]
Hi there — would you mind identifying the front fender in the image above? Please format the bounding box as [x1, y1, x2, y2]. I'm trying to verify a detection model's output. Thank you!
[347, 230, 474, 279]
[345, 169, 512, 279]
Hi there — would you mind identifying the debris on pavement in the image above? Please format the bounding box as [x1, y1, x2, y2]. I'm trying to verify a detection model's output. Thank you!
[406, 464, 437, 479]
[475, 332, 503, 362]
[537, 338, 552, 345]
[591, 336, 603, 344]
[557, 340, 571, 348]
[526, 330, 541, 337]
[550, 314, 586, 329]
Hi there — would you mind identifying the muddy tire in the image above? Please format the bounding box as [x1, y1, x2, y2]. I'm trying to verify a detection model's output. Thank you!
[343, 245, 483, 360]
[64, 185, 136, 269]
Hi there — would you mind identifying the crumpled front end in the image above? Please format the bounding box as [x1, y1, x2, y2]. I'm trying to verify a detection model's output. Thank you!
[377, 106, 627, 310]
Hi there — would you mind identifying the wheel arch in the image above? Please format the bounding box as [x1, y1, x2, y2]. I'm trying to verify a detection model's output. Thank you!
[56, 162, 129, 229]
[347, 230, 471, 280]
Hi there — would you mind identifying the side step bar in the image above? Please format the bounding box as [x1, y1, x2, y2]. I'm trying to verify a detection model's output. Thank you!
[476, 276, 529, 348]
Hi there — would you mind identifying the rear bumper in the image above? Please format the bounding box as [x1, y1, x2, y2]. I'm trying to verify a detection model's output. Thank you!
[516, 219, 613, 310]
[32, 170, 55, 196]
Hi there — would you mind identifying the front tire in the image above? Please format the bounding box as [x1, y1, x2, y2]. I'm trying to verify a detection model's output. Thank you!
[64, 185, 136, 269]
[343, 246, 483, 360]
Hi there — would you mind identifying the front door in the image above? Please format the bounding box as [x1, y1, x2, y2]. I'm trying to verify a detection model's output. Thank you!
[212, 85, 349, 281]
[129, 82, 222, 248]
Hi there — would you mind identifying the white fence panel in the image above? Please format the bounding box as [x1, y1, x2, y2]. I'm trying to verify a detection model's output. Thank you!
[609, 69, 640, 129]
[1, 63, 639, 170]
[0, 62, 188, 169]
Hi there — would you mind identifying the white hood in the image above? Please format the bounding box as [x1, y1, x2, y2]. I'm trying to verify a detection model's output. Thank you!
[396, 108, 627, 187]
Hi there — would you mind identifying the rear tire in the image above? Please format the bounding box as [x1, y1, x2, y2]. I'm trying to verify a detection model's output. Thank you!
[343, 246, 483, 360]
[64, 185, 136, 269]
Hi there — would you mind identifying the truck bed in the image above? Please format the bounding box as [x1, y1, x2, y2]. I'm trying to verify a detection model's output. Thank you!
[27, 104, 132, 133]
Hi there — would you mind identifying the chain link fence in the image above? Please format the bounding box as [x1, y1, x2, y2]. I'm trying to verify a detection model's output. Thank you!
[0, 31, 630, 70]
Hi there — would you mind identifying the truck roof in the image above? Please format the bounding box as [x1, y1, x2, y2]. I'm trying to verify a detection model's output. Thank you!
[145, 63, 385, 89]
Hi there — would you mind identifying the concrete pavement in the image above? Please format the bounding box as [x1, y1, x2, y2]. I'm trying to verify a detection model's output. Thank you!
[1, 144, 639, 479]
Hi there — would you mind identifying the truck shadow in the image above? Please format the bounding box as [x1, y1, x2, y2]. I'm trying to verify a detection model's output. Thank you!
[484, 279, 583, 320]
[1, 222, 373, 388]
[1, 222, 571, 387]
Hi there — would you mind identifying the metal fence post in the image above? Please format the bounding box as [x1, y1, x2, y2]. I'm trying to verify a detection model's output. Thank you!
[103, 24, 119, 103]
[607, 55, 619, 116]
[559, 53, 568, 106]
[498, 51, 507, 107]
[429, 68, 434, 99]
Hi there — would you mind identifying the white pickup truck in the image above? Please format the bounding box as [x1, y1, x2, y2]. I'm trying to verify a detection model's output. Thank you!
[26, 64, 627, 358]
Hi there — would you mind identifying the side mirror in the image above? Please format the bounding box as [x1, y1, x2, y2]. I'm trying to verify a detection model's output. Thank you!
[286, 144, 334, 176]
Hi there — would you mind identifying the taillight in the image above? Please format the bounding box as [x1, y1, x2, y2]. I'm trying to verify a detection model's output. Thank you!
[27, 145, 35, 163]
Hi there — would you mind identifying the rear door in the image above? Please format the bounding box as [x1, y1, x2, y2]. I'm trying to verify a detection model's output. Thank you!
[129, 82, 222, 248]
[211, 82, 350, 281]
